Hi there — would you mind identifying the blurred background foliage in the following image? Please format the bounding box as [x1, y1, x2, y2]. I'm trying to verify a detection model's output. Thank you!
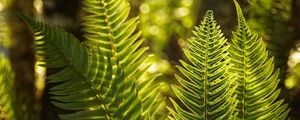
[1, 0, 300, 119]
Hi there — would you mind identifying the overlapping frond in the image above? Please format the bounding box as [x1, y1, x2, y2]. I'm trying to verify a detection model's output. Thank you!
[168, 10, 238, 120]
[19, 14, 143, 119]
[19, 13, 142, 119]
[17, 14, 112, 119]
[228, 0, 290, 119]
[82, 0, 164, 118]
[18, 0, 163, 118]
[57, 45, 144, 119]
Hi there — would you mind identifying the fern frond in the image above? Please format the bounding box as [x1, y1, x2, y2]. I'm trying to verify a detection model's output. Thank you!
[17, 14, 113, 119]
[57, 45, 144, 119]
[228, 0, 290, 119]
[82, 0, 163, 118]
[82, 0, 148, 85]
[17, 13, 88, 70]
[168, 10, 238, 120]
[19, 0, 162, 117]
[82, 0, 150, 89]
[19, 14, 139, 119]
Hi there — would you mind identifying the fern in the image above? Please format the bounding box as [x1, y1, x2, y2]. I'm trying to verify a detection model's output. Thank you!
[168, 10, 238, 120]
[15, 0, 293, 119]
[17, 14, 143, 119]
[18, 0, 162, 119]
[81, 0, 163, 119]
[18, 13, 144, 119]
[228, 0, 290, 119]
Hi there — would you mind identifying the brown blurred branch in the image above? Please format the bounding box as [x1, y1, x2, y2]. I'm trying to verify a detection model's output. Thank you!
[7, 0, 39, 119]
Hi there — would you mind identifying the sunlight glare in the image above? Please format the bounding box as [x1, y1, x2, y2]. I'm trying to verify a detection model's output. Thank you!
[140, 4, 150, 14]
[175, 7, 190, 18]
[0, 3, 3, 11]
[285, 76, 297, 89]
[148, 63, 158, 73]
[288, 51, 300, 68]
[150, 25, 159, 35]
[34, 0, 43, 14]
[34, 62, 45, 99]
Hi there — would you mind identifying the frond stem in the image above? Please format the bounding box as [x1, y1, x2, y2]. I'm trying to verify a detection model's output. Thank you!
[204, 26, 209, 120]
[242, 27, 247, 120]
[100, 0, 118, 62]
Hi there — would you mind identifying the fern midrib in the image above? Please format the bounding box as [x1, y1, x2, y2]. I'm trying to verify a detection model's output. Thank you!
[85, 1, 138, 118]
[98, 2, 122, 118]
[241, 27, 247, 120]
[99, 0, 118, 63]
[46, 39, 112, 120]
[204, 26, 209, 120]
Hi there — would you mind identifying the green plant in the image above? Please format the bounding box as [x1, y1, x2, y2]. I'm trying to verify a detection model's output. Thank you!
[16, 0, 164, 119]
[168, 0, 290, 119]
[228, 0, 290, 119]
[1, 0, 292, 119]
[168, 10, 238, 119]
[81, 0, 165, 118]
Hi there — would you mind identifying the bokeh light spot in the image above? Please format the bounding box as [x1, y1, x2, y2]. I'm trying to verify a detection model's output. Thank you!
[159, 82, 170, 93]
[140, 4, 150, 14]
[0, 3, 3, 11]
[285, 76, 297, 89]
[150, 25, 159, 35]
[34, 0, 43, 14]
[175, 7, 190, 18]
[288, 51, 300, 68]
[148, 63, 158, 73]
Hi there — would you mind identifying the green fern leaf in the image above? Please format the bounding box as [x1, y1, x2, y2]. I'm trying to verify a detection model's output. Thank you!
[18, 13, 142, 119]
[229, 0, 290, 119]
[17, 13, 88, 70]
[82, 0, 164, 118]
[168, 10, 238, 120]
[17, 14, 114, 119]
[18, 14, 140, 119]
[57, 45, 144, 119]
[18, 0, 163, 118]
[81, 0, 149, 85]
